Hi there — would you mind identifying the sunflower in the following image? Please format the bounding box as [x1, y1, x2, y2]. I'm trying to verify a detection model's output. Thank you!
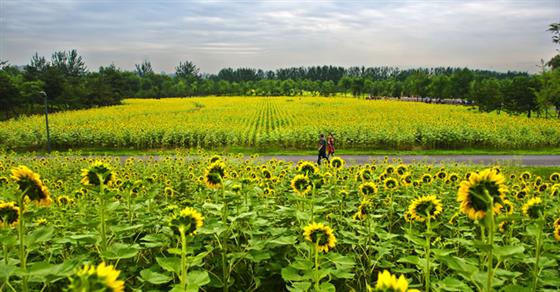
[401, 173, 413, 186]
[534, 176, 543, 186]
[457, 169, 508, 220]
[396, 165, 407, 176]
[291, 174, 312, 195]
[169, 207, 204, 236]
[359, 182, 378, 196]
[297, 161, 319, 175]
[498, 220, 513, 233]
[330, 157, 345, 169]
[520, 171, 531, 181]
[554, 227, 560, 241]
[209, 155, 222, 164]
[303, 222, 336, 253]
[56, 195, 74, 206]
[231, 184, 242, 192]
[0, 201, 20, 227]
[68, 262, 124, 292]
[80, 161, 115, 187]
[515, 188, 529, 201]
[11, 165, 52, 206]
[436, 171, 447, 180]
[522, 197, 543, 219]
[385, 166, 395, 174]
[0, 176, 8, 186]
[407, 195, 443, 222]
[262, 169, 273, 179]
[35, 218, 47, 226]
[368, 270, 420, 292]
[552, 184, 560, 197]
[553, 218, 560, 229]
[204, 162, 226, 188]
[550, 172, 560, 182]
[448, 173, 460, 183]
[501, 200, 514, 215]
[353, 198, 372, 221]
[164, 187, 174, 197]
[421, 174, 432, 184]
[357, 168, 373, 181]
[384, 178, 399, 190]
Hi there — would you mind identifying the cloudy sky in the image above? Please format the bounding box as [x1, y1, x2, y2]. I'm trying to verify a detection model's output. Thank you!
[1, 0, 559, 74]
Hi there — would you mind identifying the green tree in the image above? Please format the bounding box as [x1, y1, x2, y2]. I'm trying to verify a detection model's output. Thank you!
[535, 68, 560, 118]
[469, 78, 503, 112]
[135, 60, 154, 77]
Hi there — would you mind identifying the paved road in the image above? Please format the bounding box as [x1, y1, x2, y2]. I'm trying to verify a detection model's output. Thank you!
[258, 155, 560, 166]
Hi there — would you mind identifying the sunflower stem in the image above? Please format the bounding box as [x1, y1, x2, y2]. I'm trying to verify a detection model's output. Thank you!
[310, 183, 315, 223]
[314, 242, 320, 291]
[486, 196, 495, 292]
[98, 175, 107, 255]
[180, 228, 188, 287]
[532, 219, 544, 292]
[221, 184, 229, 292]
[425, 214, 432, 292]
[16, 195, 28, 292]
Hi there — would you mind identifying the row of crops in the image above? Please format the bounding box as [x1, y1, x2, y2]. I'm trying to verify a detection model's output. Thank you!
[1, 97, 560, 150]
[0, 151, 559, 291]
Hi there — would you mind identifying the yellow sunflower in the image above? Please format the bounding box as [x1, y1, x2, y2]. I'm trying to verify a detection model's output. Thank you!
[204, 162, 226, 188]
[554, 227, 560, 241]
[501, 200, 514, 215]
[368, 270, 420, 292]
[498, 220, 513, 233]
[80, 161, 115, 187]
[359, 182, 378, 196]
[303, 222, 336, 253]
[384, 178, 399, 190]
[330, 157, 345, 169]
[421, 174, 432, 184]
[522, 197, 543, 219]
[0, 201, 20, 228]
[11, 165, 52, 206]
[357, 168, 373, 181]
[396, 164, 407, 176]
[291, 174, 312, 195]
[407, 195, 443, 222]
[549, 172, 560, 182]
[457, 169, 508, 220]
[68, 262, 124, 292]
[553, 218, 560, 229]
[515, 188, 529, 201]
[353, 198, 373, 221]
[169, 207, 204, 236]
[297, 161, 319, 175]
[520, 171, 531, 181]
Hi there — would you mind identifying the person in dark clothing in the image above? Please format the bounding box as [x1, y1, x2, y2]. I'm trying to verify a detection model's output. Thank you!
[317, 134, 329, 165]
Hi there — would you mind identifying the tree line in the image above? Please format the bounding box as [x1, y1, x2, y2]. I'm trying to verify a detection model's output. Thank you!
[1, 23, 559, 120]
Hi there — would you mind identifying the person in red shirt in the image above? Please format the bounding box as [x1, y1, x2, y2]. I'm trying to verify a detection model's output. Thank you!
[327, 133, 335, 158]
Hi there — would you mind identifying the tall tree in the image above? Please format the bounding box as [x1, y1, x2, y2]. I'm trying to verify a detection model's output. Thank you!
[135, 60, 153, 77]
[175, 60, 200, 82]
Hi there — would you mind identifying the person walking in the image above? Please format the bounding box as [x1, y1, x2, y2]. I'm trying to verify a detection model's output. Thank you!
[327, 133, 335, 158]
[317, 134, 329, 165]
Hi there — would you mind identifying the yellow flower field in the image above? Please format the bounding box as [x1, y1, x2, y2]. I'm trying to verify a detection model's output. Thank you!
[1, 97, 559, 150]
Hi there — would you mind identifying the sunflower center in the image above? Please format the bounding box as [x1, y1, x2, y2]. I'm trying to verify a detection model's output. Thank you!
[310, 230, 329, 246]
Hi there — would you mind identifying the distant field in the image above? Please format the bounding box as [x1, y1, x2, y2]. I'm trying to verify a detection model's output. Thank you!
[1, 97, 559, 151]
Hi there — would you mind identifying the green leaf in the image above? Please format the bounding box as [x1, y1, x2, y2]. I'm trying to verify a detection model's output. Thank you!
[156, 256, 181, 274]
[319, 282, 336, 292]
[140, 269, 172, 284]
[436, 276, 474, 292]
[287, 281, 311, 292]
[282, 266, 309, 282]
[27, 226, 54, 247]
[438, 255, 478, 276]
[269, 235, 297, 246]
[397, 255, 421, 265]
[110, 224, 144, 233]
[493, 245, 525, 259]
[0, 262, 17, 279]
[103, 243, 139, 260]
[186, 270, 210, 292]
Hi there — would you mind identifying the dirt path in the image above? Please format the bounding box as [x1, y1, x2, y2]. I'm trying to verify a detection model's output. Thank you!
[258, 155, 560, 166]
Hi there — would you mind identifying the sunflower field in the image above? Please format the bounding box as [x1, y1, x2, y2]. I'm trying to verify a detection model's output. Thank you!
[1, 97, 560, 151]
[0, 151, 559, 291]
